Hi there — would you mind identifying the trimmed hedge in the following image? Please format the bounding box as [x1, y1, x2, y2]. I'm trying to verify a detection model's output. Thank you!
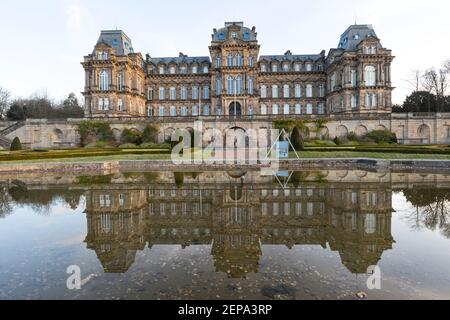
[0, 148, 171, 162]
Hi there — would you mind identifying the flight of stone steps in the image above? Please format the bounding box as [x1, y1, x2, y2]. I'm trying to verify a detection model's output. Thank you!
[0, 121, 25, 149]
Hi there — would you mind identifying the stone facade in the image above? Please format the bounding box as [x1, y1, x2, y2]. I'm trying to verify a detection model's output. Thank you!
[81, 22, 393, 118]
[1, 22, 449, 149]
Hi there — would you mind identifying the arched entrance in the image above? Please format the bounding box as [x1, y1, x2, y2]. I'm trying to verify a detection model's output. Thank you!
[229, 102, 242, 117]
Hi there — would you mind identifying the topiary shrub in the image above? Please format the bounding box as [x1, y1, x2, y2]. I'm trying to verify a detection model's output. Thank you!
[142, 124, 160, 144]
[121, 129, 143, 145]
[290, 127, 304, 151]
[10, 137, 22, 151]
[364, 130, 398, 144]
[76, 121, 115, 146]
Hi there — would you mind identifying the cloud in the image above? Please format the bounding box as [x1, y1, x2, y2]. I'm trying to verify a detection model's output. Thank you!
[66, 4, 82, 32]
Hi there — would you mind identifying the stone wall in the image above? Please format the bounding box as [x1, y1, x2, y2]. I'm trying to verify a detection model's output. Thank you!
[1, 113, 449, 149]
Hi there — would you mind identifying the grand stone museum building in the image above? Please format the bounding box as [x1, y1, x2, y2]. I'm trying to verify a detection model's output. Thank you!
[82, 22, 393, 119]
[0, 22, 449, 148]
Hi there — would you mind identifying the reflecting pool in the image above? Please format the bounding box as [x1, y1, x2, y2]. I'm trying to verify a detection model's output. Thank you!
[1, 169, 450, 300]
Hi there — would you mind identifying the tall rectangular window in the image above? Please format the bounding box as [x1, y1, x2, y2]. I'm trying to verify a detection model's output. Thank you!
[180, 87, 187, 100]
[148, 88, 153, 100]
[192, 86, 199, 100]
[159, 87, 165, 100]
[295, 84, 301, 98]
[306, 103, 313, 114]
[118, 99, 123, 112]
[351, 70, 357, 87]
[283, 85, 290, 98]
[248, 77, 254, 95]
[169, 87, 176, 100]
[203, 86, 210, 99]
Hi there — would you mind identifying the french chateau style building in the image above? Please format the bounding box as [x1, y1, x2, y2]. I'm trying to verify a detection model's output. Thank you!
[5, 21, 450, 150]
[81, 22, 394, 119]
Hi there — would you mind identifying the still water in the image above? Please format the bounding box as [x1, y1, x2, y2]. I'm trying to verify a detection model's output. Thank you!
[0, 169, 450, 300]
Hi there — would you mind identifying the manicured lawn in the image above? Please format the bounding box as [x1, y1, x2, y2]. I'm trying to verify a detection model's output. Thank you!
[290, 151, 450, 160]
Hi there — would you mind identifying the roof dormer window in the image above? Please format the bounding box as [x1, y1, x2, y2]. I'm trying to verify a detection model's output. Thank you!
[354, 34, 360, 40]
[231, 31, 237, 39]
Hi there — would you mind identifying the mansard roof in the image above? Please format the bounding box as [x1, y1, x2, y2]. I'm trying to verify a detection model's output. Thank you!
[149, 55, 210, 65]
[337, 24, 379, 51]
[259, 54, 323, 63]
[212, 21, 257, 42]
[95, 30, 134, 55]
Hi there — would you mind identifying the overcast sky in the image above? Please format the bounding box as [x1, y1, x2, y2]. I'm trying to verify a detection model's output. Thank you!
[0, 0, 449, 104]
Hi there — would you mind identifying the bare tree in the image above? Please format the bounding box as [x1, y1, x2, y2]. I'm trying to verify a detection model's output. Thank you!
[423, 67, 448, 112]
[406, 69, 422, 92]
[0, 86, 11, 120]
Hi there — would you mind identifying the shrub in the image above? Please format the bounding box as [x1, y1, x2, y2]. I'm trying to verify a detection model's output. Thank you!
[10, 137, 22, 151]
[347, 131, 359, 142]
[142, 124, 160, 144]
[121, 129, 143, 145]
[119, 143, 138, 149]
[333, 136, 342, 145]
[364, 130, 397, 144]
[76, 121, 115, 146]
[291, 127, 304, 151]
[84, 141, 115, 149]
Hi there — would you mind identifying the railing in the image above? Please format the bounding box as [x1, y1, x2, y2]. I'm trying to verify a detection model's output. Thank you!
[82, 113, 393, 123]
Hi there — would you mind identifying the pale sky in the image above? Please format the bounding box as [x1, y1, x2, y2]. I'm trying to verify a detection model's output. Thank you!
[0, 0, 449, 104]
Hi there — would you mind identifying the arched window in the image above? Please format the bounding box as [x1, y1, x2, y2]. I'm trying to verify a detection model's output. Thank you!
[170, 106, 177, 116]
[261, 64, 267, 72]
[159, 106, 165, 117]
[306, 63, 313, 72]
[306, 84, 313, 97]
[248, 56, 254, 67]
[364, 66, 376, 86]
[181, 106, 188, 116]
[272, 104, 279, 115]
[192, 86, 199, 99]
[216, 78, 222, 95]
[260, 85, 267, 98]
[117, 73, 123, 91]
[180, 66, 187, 74]
[319, 84, 325, 97]
[181, 86, 187, 100]
[203, 86, 210, 99]
[283, 63, 290, 72]
[227, 76, 235, 95]
[306, 103, 313, 114]
[272, 85, 279, 98]
[261, 104, 267, 115]
[169, 66, 176, 74]
[169, 87, 176, 100]
[295, 84, 301, 98]
[236, 53, 243, 66]
[99, 70, 109, 91]
[227, 54, 233, 66]
[271, 63, 278, 72]
[294, 63, 301, 72]
[248, 77, 254, 95]
[159, 87, 165, 100]
[216, 55, 222, 67]
[283, 85, 290, 98]
[283, 104, 290, 115]
[203, 105, 210, 116]
[295, 104, 301, 114]
[192, 105, 199, 116]
[330, 73, 337, 91]
[203, 65, 209, 73]
[236, 76, 243, 94]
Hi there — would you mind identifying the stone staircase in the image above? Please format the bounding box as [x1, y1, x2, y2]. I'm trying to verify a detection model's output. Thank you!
[0, 121, 25, 149]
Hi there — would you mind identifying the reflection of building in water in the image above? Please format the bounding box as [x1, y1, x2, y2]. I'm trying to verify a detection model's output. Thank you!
[84, 171, 394, 276]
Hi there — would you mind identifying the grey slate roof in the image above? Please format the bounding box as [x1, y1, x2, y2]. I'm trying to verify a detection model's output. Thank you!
[95, 30, 134, 55]
[149, 56, 211, 65]
[337, 24, 379, 51]
[259, 54, 323, 63]
[212, 22, 257, 42]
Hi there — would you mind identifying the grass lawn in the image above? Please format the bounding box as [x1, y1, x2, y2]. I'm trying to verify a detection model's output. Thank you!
[1, 145, 450, 165]
[289, 151, 450, 160]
